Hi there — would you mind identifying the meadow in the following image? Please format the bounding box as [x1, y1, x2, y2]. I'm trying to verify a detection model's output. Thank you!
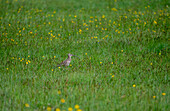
[0, 0, 169, 110]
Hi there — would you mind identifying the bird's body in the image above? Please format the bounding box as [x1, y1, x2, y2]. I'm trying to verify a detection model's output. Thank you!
[57, 53, 79, 67]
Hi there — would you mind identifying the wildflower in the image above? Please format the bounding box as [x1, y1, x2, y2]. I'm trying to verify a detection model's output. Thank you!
[150, 63, 152, 65]
[54, 56, 56, 58]
[61, 98, 65, 103]
[77, 109, 82, 111]
[162, 93, 166, 96]
[68, 107, 73, 111]
[47, 107, 52, 111]
[25, 103, 30, 107]
[26, 62, 28, 64]
[144, 22, 146, 26]
[133, 84, 136, 87]
[100, 62, 102, 64]
[56, 108, 60, 111]
[153, 96, 156, 99]
[74, 15, 77, 18]
[52, 69, 54, 71]
[121, 50, 123, 52]
[112, 8, 117, 11]
[159, 52, 161, 55]
[154, 20, 157, 24]
[58, 90, 61, 95]
[85, 53, 87, 55]
[9, 24, 11, 26]
[75, 105, 79, 109]
[79, 29, 82, 33]
[70, 64, 72, 66]
[58, 67, 61, 69]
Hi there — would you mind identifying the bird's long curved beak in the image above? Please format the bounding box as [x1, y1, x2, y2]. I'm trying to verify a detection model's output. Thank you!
[72, 55, 80, 59]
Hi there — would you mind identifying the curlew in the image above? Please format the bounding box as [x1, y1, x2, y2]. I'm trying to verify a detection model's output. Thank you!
[57, 53, 79, 67]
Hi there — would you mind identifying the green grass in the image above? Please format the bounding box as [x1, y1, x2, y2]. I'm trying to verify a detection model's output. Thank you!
[0, 0, 169, 110]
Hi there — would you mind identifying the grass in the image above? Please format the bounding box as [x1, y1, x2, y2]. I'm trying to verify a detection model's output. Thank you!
[0, 0, 169, 110]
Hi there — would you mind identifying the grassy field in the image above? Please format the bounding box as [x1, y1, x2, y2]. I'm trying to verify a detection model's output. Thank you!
[0, 0, 169, 110]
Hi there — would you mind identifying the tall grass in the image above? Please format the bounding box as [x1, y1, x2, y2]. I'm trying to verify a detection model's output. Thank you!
[0, 0, 169, 110]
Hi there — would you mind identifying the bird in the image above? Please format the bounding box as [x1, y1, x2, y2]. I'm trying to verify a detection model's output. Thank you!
[57, 53, 79, 67]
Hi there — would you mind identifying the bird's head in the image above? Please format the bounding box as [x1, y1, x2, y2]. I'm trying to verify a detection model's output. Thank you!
[68, 53, 80, 59]
[68, 53, 74, 57]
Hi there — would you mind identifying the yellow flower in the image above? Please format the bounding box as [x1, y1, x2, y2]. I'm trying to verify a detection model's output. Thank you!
[58, 90, 61, 95]
[85, 53, 87, 55]
[58, 67, 61, 69]
[68, 107, 73, 111]
[112, 8, 117, 11]
[100, 62, 102, 64]
[112, 75, 114, 78]
[47, 107, 52, 111]
[25, 103, 30, 107]
[153, 96, 156, 99]
[150, 63, 152, 65]
[133, 84, 136, 87]
[56, 108, 60, 111]
[61, 98, 65, 103]
[121, 50, 123, 52]
[26, 62, 28, 64]
[6, 68, 8, 70]
[159, 52, 161, 55]
[154, 20, 157, 24]
[28, 60, 31, 63]
[77, 109, 82, 111]
[162, 93, 166, 96]
[75, 104, 79, 109]
[70, 64, 72, 66]
[102, 15, 105, 18]
[52, 69, 54, 71]
[111, 62, 113, 64]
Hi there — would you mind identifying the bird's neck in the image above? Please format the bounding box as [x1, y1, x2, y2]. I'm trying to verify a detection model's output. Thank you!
[68, 56, 71, 60]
